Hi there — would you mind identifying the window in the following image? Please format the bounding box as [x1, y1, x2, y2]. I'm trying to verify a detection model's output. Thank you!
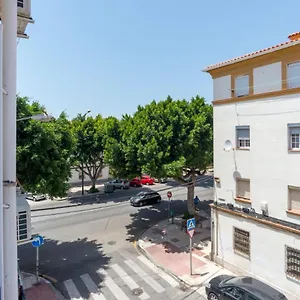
[286, 246, 300, 280]
[235, 75, 249, 97]
[288, 186, 300, 212]
[236, 178, 250, 200]
[288, 124, 300, 150]
[234, 227, 250, 258]
[287, 62, 300, 89]
[223, 287, 245, 300]
[236, 126, 250, 149]
[17, 0, 24, 8]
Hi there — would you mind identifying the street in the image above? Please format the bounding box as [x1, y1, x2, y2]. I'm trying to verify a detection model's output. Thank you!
[18, 176, 213, 299]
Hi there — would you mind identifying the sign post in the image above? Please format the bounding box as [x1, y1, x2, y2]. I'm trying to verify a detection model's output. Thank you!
[167, 191, 172, 222]
[31, 235, 44, 284]
[187, 218, 196, 275]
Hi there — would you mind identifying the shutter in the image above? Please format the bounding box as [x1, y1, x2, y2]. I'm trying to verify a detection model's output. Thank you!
[289, 188, 300, 211]
[237, 179, 250, 199]
[17, 0, 24, 8]
[237, 127, 250, 138]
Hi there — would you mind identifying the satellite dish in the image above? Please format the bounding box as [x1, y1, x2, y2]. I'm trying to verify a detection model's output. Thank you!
[224, 140, 233, 152]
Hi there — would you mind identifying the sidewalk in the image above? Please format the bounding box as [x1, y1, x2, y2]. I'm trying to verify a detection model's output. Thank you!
[137, 215, 234, 286]
[22, 272, 65, 300]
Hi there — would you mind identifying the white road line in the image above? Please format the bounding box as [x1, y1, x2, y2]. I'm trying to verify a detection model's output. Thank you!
[124, 259, 165, 293]
[97, 269, 131, 300]
[111, 264, 150, 300]
[80, 274, 106, 300]
[137, 255, 179, 287]
[63, 279, 84, 300]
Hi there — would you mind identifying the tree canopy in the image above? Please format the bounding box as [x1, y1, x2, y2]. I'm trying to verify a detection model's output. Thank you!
[17, 96, 74, 197]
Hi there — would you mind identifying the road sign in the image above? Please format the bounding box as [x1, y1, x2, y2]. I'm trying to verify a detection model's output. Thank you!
[31, 235, 44, 248]
[187, 229, 195, 238]
[187, 218, 196, 231]
[167, 191, 172, 198]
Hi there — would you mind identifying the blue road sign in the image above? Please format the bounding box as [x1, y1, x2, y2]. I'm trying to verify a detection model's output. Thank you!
[31, 235, 44, 248]
[187, 218, 196, 231]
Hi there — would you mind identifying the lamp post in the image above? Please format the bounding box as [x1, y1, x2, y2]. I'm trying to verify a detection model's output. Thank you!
[80, 109, 91, 195]
[17, 113, 54, 122]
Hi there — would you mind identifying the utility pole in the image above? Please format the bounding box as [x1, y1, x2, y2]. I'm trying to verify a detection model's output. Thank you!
[2, 0, 18, 299]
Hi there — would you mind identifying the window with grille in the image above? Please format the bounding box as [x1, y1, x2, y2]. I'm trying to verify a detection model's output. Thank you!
[17, 0, 24, 8]
[236, 178, 250, 200]
[286, 246, 300, 280]
[236, 126, 250, 149]
[287, 62, 300, 89]
[233, 227, 250, 258]
[16, 211, 27, 241]
[235, 75, 249, 97]
[288, 124, 300, 150]
[288, 186, 300, 212]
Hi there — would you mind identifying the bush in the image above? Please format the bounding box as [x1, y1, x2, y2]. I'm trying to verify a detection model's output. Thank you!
[182, 211, 193, 219]
[88, 187, 99, 194]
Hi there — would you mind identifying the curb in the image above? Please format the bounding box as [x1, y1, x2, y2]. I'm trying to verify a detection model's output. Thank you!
[134, 217, 204, 288]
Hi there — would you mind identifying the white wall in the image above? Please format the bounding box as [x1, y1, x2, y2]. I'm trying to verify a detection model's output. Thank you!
[68, 166, 110, 185]
[253, 62, 282, 94]
[214, 93, 300, 225]
[213, 75, 231, 100]
[215, 211, 300, 299]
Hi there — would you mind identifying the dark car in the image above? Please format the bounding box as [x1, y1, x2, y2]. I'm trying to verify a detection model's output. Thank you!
[130, 191, 161, 206]
[205, 275, 288, 300]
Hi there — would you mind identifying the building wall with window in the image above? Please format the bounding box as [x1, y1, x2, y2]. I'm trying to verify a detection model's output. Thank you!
[214, 210, 300, 298]
[68, 166, 110, 185]
[206, 32, 300, 300]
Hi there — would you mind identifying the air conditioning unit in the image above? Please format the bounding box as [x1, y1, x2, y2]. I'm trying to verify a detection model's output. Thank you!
[0, 0, 35, 38]
[16, 189, 32, 244]
[261, 201, 268, 216]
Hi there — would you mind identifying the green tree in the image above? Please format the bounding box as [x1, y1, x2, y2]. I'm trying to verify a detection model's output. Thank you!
[115, 95, 213, 214]
[71, 114, 106, 191]
[17, 96, 74, 197]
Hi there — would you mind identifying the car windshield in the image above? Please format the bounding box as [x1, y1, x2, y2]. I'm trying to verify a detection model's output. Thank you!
[137, 192, 146, 196]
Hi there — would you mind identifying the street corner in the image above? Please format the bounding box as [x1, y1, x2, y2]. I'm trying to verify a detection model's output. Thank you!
[24, 282, 65, 300]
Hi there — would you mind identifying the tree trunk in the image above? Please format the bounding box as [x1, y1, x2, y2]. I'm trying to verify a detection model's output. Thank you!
[91, 177, 97, 189]
[187, 170, 196, 215]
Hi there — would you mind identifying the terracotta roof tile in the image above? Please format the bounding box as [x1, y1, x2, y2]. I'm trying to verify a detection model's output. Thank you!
[204, 35, 300, 71]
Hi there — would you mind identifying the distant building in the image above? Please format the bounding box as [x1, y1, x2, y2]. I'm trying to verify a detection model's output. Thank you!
[204, 31, 300, 299]
[68, 166, 110, 186]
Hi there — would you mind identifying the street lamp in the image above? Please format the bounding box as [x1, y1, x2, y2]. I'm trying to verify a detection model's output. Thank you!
[17, 112, 54, 122]
[81, 109, 91, 195]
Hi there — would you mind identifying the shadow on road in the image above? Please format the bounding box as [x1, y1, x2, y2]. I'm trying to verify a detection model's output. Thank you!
[125, 198, 213, 254]
[18, 236, 111, 299]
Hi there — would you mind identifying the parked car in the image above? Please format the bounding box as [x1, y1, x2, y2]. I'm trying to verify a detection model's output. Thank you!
[130, 191, 161, 206]
[106, 179, 129, 189]
[130, 178, 142, 187]
[205, 275, 288, 300]
[140, 175, 155, 185]
[25, 193, 46, 202]
[154, 178, 167, 183]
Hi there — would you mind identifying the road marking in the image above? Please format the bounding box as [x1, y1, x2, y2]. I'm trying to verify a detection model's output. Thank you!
[111, 264, 150, 300]
[80, 274, 106, 300]
[97, 269, 131, 300]
[137, 255, 179, 287]
[63, 279, 84, 300]
[124, 259, 165, 293]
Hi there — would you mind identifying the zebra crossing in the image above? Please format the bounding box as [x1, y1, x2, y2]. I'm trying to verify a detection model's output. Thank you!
[61, 251, 207, 300]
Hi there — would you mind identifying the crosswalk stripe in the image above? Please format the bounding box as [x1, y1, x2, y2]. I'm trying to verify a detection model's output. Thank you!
[124, 259, 165, 293]
[137, 255, 179, 288]
[80, 274, 106, 300]
[63, 279, 84, 300]
[111, 264, 150, 300]
[97, 269, 131, 300]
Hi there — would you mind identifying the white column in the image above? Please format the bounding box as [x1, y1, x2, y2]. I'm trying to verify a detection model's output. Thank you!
[0, 23, 3, 300]
[2, 0, 18, 299]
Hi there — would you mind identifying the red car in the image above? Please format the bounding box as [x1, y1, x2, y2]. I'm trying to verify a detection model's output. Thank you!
[130, 178, 142, 187]
[140, 175, 155, 185]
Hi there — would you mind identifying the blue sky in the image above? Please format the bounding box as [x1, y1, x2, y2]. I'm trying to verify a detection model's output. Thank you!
[17, 0, 300, 119]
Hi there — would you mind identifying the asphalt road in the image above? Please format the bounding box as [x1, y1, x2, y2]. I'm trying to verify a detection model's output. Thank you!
[19, 177, 213, 299]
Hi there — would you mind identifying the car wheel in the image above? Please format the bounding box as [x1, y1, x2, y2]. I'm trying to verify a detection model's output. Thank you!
[139, 201, 143, 207]
[157, 198, 161, 203]
[146, 182, 149, 185]
[120, 186, 124, 189]
[208, 292, 219, 300]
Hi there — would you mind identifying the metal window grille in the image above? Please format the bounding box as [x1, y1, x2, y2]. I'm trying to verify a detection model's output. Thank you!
[286, 246, 300, 280]
[234, 227, 250, 258]
[238, 138, 250, 148]
[291, 134, 300, 149]
[16, 211, 28, 241]
[17, 0, 24, 8]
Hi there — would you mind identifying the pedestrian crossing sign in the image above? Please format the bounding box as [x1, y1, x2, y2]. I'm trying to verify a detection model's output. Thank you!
[187, 218, 195, 231]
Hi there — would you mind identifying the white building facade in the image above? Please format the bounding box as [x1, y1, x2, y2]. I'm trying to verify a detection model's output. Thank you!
[204, 32, 300, 300]
[68, 166, 110, 185]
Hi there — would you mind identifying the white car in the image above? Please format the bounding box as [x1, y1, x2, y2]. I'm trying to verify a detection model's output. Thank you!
[107, 179, 129, 189]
